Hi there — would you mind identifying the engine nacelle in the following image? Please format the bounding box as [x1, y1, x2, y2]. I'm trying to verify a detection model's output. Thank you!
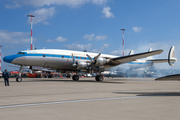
[95, 57, 107, 66]
[76, 61, 89, 69]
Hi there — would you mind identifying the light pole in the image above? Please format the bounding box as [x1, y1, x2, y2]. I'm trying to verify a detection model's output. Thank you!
[120, 28, 125, 56]
[27, 14, 35, 50]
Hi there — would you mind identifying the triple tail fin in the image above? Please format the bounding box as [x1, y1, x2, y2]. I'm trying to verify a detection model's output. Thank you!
[129, 50, 134, 55]
[168, 46, 176, 66]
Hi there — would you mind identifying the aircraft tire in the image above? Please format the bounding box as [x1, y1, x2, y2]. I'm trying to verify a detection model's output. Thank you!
[66, 74, 71, 78]
[16, 77, 22, 82]
[95, 75, 104, 82]
[72, 75, 79, 81]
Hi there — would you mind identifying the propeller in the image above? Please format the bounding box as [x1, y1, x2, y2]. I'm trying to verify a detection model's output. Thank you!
[86, 53, 101, 64]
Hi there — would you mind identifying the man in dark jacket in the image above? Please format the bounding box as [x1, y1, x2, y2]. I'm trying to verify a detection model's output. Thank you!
[3, 69, 10, 86]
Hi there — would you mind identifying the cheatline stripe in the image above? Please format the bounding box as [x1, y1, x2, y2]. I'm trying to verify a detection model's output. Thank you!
[0, 96, 151, 109]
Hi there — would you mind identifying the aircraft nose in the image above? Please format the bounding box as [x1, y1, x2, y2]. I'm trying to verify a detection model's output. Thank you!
[3, 55, 16, 63]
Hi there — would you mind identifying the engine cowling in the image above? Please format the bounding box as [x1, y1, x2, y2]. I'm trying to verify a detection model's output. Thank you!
[94, 57, 107, 66]
[76, 61, 89, 69]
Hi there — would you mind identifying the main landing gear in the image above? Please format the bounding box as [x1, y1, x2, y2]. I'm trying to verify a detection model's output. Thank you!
[72, 74, 104, 82]
[72, 75, 79, 81]
[95, 75, 104, 82]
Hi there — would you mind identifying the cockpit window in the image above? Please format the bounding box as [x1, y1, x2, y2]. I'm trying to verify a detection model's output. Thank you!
[17, 52, 25, 55]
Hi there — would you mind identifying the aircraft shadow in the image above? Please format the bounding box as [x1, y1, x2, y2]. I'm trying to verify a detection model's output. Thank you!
[113, 92, 180, 96]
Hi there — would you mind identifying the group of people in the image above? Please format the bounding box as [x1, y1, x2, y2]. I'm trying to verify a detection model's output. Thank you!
[2, 69, 10, 86]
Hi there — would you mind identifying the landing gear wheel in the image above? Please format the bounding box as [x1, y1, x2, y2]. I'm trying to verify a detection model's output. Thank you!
[72, 75, 79, 81]
[66, 74, 71, 78]
[48, 74, 53, 78]
[16, 76, 22, 82]
[95, 75, 104, 82]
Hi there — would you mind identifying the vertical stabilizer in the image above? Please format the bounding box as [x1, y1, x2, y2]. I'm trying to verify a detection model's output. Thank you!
[146, 48, 153, 59]
[168, 46, 175, 66]
[148, 48, 152, 52]
[129, 50, 134, 55]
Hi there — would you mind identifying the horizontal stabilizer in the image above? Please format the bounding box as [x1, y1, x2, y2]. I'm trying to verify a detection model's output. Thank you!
[147, 58, 177, 63]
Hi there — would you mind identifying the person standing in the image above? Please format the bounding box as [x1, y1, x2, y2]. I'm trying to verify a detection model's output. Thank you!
[2, 69, 10, 86]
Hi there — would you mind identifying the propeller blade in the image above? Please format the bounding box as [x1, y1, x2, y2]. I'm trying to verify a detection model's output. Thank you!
[72, 54, 76, 66]
[86, 54, 93, 61]
[94, 53, 101, 60]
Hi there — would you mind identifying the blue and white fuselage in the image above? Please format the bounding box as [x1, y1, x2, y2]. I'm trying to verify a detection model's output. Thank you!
[3, 49, 117, 71]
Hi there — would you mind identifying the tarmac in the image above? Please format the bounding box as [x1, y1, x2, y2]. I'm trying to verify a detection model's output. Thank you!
[0, 77, 180, 120]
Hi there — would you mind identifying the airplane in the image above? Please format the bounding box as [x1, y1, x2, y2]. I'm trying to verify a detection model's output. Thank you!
[3, 46, 177, 82]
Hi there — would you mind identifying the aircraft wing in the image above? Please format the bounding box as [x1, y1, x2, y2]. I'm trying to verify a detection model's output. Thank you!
[106, 50, 163, 66]
[155, 74, 180, 81]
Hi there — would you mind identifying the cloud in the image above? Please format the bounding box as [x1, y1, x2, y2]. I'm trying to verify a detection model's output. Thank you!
[132, 26, 143, 33]
[92, 0, 107, 5]
[102, 6, 114, 18]
[46, 39, 54, 42]
[83, 34, 107, 41]
[0, 30, 31, 44]
[83, 34, 95, 41]
[64, 43, 109, 52]
[28, 7, 55, 24]
[46, 36, 67, 42]
[110, 49, 131, 56]
[5, 2, 20, 9]
[110, 50, 119, 56]
[92, 44, 109, 53]
[100, 43, 109, 51]
[65, 44, 92, 51]
[94, 35, 108, 41]
[5, 0, 107, 9]
[43, 21, 51, 25]
[55, 36, 67, 42]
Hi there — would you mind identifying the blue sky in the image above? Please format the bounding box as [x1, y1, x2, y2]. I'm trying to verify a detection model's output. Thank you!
[1, 0, 180, 71]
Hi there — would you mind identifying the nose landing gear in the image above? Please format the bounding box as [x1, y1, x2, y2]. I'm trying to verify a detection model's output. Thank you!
[16, 65, 24, 82]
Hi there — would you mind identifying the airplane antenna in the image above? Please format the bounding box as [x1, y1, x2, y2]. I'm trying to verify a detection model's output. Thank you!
[120, 28, 125, 56]
[27, 14, 35, 50]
